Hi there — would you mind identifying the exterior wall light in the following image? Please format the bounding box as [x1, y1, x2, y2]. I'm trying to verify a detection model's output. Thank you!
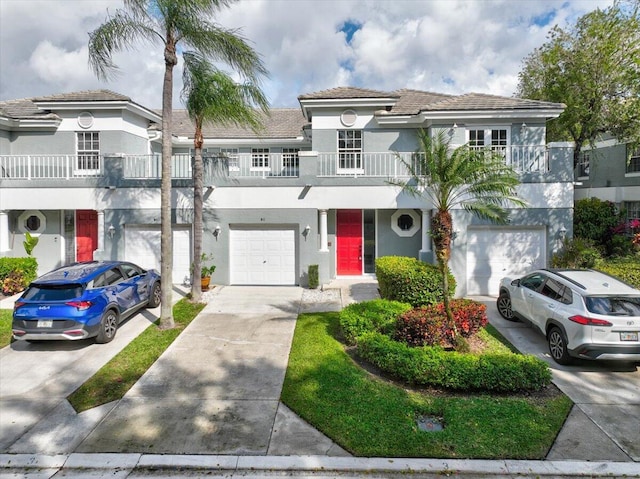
[303, 224, 311, 235]
[107, 224, 116, 239]
[559, 225, 567, 240]
[213, 225, 221, 238]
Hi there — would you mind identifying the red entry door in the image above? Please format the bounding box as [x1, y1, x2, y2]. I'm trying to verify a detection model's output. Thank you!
[76, 210, 98, 262]
[337, 210, 362, 275]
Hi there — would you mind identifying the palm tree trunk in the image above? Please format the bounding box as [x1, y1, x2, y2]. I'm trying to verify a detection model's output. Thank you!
[158, 37, 178, 330]
[431, 209, 457, 340]
[190, 124, 204, 302]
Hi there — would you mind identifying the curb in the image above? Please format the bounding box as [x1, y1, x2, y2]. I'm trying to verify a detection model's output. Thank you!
[2, 454, 639, 477]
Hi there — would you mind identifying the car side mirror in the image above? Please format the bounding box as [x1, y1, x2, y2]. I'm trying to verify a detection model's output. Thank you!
[511, 279, 521, 287]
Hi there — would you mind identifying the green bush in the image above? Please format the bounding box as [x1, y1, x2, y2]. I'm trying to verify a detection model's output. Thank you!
[551, 237, 602, 268]
[574, 198, 622, 248]
[357, 332, 551, 392]
[595, 258, 640, 289]
[0, 257, 38, 295]
[339, 299, 411, 345]
[375, 256, 455, 307]
[308, 264, 319, 289]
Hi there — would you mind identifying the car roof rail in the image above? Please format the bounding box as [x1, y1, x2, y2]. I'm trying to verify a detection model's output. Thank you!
[543, 268, 587, 290]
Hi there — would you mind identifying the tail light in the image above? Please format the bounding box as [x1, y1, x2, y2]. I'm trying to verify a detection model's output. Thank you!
[13, 301, 25, 311]
[569, 315, 612, 327]
[65, 300, 93, 311]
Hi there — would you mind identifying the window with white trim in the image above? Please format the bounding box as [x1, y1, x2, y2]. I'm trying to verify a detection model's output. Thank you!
[338, 130, 362, 171]
[76, 131, 100, 170]
[251, 148, 269, 170]
[626, 201, 640, 221]
[577, 151, 590, 178]
[282, 148, 299, 169]
[627, 146, 640, 174]
[220, 147, 239, 171]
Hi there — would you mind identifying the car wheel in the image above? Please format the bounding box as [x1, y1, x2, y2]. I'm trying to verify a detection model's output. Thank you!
[147, 282, 161, 308]
[96, 309, 118, 344]
[548, 326, 572, 365]
[496, 293, 515, 320]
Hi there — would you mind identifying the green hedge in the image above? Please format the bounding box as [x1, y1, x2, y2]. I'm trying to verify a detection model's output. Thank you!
[339, 299, 412, 345]
[376, 256, 455, 307]
[0, 257, 38, 295]
[595, 258, 640, 289]
[357, 332, 551, 393]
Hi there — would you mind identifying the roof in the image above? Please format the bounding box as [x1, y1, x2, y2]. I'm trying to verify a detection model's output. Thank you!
[298, 87, 398, 100]
[171, 108, 307, 139]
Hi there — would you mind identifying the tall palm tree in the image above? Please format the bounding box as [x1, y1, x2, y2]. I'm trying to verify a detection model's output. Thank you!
[181, 52, 268, 302]
[88, 0, 267, 328]
[395, 129, 526, 337]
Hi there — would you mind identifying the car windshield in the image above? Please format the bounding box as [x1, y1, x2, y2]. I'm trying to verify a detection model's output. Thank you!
[23, 284, 83, 301]
[585, 296, 640, 316]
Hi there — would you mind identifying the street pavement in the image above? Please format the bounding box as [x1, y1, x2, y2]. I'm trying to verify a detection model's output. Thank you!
[1, 280, 639, 478]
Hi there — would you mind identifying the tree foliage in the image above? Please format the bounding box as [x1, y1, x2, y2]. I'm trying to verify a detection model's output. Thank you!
[88, 0, 267, 328]
[516, 1, 640, 166]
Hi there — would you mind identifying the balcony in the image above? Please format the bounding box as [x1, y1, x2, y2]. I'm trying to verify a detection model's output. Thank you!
[0, 145, 551, 183]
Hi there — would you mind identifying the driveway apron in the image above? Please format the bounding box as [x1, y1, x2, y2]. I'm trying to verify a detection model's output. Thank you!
[76, 286, 305, 454]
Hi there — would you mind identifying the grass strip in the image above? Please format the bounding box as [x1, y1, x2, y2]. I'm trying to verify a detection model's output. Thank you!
[282, 312, 572, 459]
[0, 309, 12, 348]
[68, 299, 205, 412]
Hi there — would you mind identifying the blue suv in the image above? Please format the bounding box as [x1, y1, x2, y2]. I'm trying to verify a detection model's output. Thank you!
[12, 261, 161, 343]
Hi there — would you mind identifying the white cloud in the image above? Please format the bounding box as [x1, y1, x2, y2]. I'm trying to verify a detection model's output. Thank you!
[0, 0, 615, 109]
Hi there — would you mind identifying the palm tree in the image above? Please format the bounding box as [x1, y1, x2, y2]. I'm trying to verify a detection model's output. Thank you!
[395, 129, 526, 339]
[181, 51, 268, 302]
[88, 0, 267, 328]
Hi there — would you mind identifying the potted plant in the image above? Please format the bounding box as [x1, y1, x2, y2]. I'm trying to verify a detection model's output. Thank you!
[193, 253, 216, 290]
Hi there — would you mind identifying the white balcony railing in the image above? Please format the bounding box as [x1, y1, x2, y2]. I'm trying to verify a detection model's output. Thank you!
[0, 155, 102, 179]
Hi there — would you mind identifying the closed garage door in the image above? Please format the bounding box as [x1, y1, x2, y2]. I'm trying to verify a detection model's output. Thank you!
[124, 225, 191, 284]
[230, 229, 296, 285]
[466, 228, 546, 296]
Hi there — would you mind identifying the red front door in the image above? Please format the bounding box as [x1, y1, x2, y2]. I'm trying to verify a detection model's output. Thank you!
[76, 210, 98, 262]
[337, 209, 362, 275]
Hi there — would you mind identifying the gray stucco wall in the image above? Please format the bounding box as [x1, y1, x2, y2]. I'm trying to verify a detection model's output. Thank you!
[7, 210, 62, 275]
[0, 129, 9, 154]
[576, 142, 638, 189]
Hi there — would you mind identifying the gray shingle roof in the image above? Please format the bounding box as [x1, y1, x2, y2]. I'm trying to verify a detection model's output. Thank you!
[171, 108, 307, 139]
[0, 98, 59, 120]
[31, 89, 131, 102]
[298, 87, 398, 100]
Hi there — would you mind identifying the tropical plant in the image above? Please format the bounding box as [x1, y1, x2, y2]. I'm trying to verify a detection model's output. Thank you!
[88, 0, 267, 328]
[181, 51, 268, 302]
[23, 231, 38, 256]
[393, 129, 525, 339]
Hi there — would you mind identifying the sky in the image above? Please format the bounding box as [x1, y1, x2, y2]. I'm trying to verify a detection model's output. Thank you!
[0, 0, 615, 110]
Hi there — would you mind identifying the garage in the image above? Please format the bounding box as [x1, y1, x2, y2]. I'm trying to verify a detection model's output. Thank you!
[230, 228, 296, 285]
[466, 228, 546, 296]
[124, 225, 191, 284]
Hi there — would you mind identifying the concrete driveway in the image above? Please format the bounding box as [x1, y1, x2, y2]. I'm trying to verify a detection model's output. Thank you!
[476, 297, 640, 462]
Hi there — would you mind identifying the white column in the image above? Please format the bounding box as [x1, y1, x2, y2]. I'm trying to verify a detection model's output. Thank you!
[97, 210, 105, 252]
[420, 209, 431, 254]
[0, 211, 9, 252]
[319, 209, 329, 252]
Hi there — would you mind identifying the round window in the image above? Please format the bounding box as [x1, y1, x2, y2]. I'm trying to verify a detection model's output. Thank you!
[18, 210, 46, 235]
[391, 209, 420, 237]
[397, 214, 413, 231]
[25, 215, 41, 232]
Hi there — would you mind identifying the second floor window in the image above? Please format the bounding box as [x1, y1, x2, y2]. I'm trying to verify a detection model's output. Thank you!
[220, 148, 239, 171]
[468, 128, 508, 156]
[251, 148, 269, 169]
[338, 130, 362, 170]
[578, 152, 590, 178]
[282, 148, 299, 169]
[627, 147, 640, 174]
[77, 131, 99, 170]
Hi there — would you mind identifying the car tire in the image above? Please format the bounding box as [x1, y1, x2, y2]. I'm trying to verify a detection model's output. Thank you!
[496, 293, 516, 321]
[548, 326, 572, 365]
[147, 282, 161, 308]
[96, 309, 118, 344]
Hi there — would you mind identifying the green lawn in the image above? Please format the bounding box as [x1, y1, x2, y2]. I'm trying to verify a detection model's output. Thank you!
[0, 309, 12, 348]
[281, 312, 572, 459]
[68, 299, 205, 412]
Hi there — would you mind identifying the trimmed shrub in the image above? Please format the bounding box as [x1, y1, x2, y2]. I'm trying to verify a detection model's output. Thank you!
[394, 299, 488, 347]
[0, 257, 37, 295]
[551, 237, 601, 268]
[308, 264, 319, 289]
[356, 332, 551, 392]
[375, 256, 455, 307]
[339, 299, 412, 345]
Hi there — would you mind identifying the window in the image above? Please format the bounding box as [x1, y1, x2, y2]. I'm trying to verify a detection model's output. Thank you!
[491, 129, 507, 155]
[626, 201, 640, 222]
[282, 148, 299, 170]
[18, 210, 46, 235]
[391, 209, 420, 237]
[220, 148, 239, 171]
[468, 128, 508, 155]
[251, 148, 269, 169]
[627, 146, 640, 174]
[469, 129, 485, 149]
[338, 130, 362, 170]
[540, 279, 572, 304]
[520, 273, 545, 292]
[578, 152, 590, 178]
[76, 131, 100, 171]
[120, 263, 142, 279]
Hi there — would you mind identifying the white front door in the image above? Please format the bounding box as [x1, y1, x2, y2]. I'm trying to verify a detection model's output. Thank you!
[230, 229, 296, 285]
[466, 228, 546, 296]
[124, 225, 191, 284]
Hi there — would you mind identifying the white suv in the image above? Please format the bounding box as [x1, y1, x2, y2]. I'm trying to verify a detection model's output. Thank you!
[497, 269, 640, 364]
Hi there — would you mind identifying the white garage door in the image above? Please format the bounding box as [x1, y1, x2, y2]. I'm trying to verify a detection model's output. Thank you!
[466, 228, 546, 296]
[230, 229, 296, 285]
[124, 225, 191, 284]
